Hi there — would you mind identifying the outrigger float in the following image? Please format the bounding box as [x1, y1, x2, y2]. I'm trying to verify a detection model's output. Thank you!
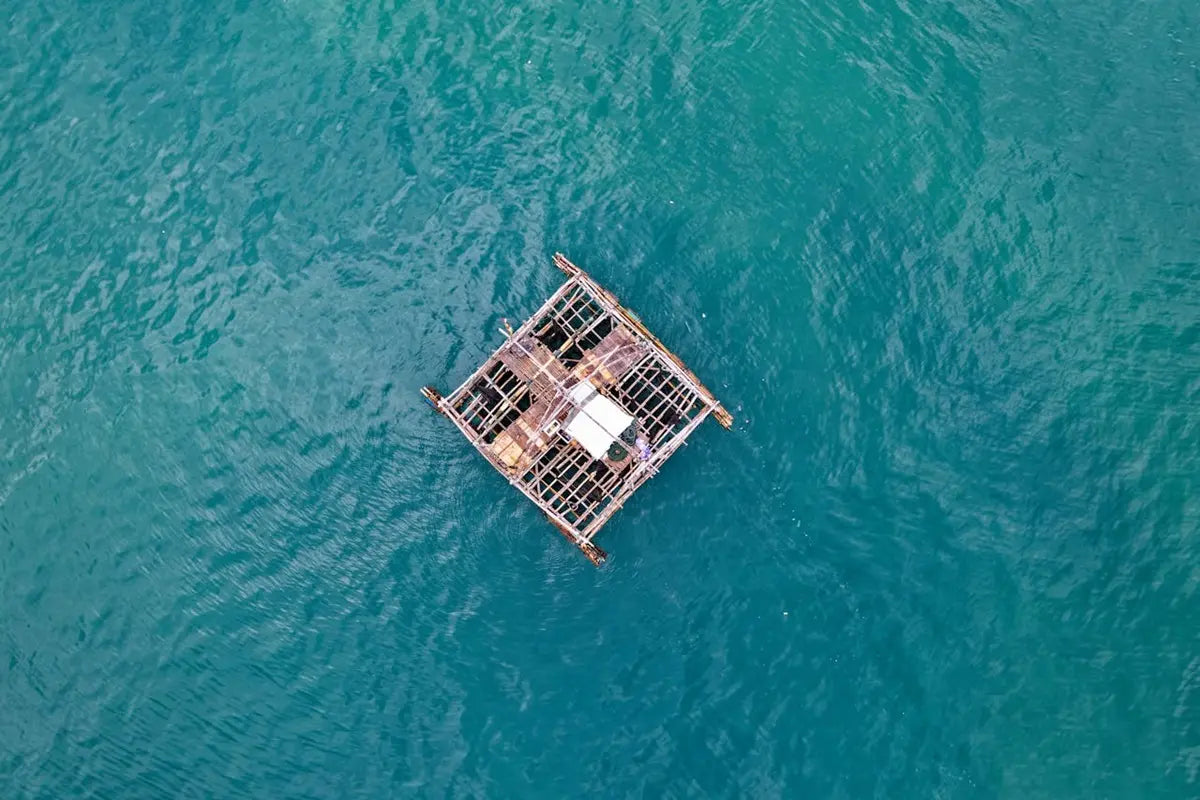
[422, 253, 732, 566]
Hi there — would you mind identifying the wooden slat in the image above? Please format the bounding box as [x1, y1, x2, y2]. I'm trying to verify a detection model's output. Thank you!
[497, 338, 572, 397]
[572, 327, 643, 387]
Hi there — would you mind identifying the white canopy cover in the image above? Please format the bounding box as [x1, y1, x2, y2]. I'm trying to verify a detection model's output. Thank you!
[564, 383, 634, 459]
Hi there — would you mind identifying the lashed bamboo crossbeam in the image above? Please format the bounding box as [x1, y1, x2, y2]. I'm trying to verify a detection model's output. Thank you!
[542, 449, 589, 518]
[563, 458, 605, 505]
[554, 310, 611, 358]
[617, 352, 694, 412]
[574, 465, 626, 527]
[574, 329, 644, 387]
[430, 394, 602, 558]
[529, 441, 584, 498]
[497, 339, 570, 397]
[645, 385, 700, 434]
[553, 253, 733, 429]
[470, 369, 526, 439]
[607, 368, 701, 446]
[551, 296, 608, 344]
[561, 396, 688, 515]
[456, 363, 522, 426]
[445, 278, 580, 407]
[550, 285, 594, 330]
[574, 403, 710, 535]
[580, 407, 712, 538]
[544, 447, 617, 528]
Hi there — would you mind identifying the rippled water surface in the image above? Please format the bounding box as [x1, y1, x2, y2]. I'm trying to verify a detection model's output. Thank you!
[3, 0, 1199, 796]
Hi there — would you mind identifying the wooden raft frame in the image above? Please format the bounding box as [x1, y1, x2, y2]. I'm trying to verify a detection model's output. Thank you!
[422, 253, 731, 566]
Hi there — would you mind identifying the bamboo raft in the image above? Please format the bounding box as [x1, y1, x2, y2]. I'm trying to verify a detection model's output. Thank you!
[422, 253, 732, 566]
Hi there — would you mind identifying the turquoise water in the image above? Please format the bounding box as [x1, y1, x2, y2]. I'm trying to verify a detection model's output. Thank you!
[2, 0, 1199, 796]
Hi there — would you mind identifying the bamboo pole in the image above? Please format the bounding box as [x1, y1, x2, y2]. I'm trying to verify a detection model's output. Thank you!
[446, 277, 580, 406]
[424, 256, 731, 566]
[581, 405, 711, 538]
[444, 401, 602, 561]
[553, 253, 733, 429]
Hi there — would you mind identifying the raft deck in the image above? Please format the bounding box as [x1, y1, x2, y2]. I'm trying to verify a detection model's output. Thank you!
[422, 253, 731, 566]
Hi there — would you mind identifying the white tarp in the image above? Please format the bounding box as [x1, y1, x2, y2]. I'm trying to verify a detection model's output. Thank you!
[564, 385, 634, 460]
[565, 409, 615, 459]
[568, 381, 596, 406]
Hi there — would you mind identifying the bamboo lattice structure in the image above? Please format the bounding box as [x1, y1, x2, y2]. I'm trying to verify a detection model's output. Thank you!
[422, 254, 732, 566]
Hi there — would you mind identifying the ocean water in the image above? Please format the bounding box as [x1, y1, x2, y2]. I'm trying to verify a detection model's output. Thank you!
[2, 0, 1199, 796]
